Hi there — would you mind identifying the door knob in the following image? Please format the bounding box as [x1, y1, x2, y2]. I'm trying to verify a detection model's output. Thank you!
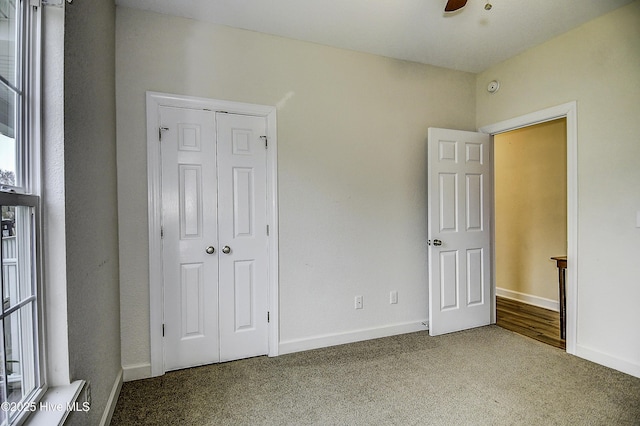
[222, 246, 231, 254]
[205, 246, 215, 254]
[432, 239, 443, 247]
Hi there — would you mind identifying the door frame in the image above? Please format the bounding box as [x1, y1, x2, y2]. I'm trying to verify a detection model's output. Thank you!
[146, 92, 280, 376]
[479, 101, 577, 355]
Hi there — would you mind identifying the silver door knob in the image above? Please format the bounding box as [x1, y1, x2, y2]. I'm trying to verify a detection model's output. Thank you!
[222, 246, 231, 254]
[206, 246, 215, 254]
[432, 239, 443, 247]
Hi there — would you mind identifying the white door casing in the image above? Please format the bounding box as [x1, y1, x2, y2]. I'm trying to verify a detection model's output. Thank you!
[479, 101, 578, 355]
[427, 128, 492, 336]
[147, 92, 279, 377]
[161, 107, 220, 370]
[217, 113, 269, 362]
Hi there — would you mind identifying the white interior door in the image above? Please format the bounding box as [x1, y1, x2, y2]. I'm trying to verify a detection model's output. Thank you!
[161, 107, 269, 371]
[161, 106, 220, 370]
[217, 113, 269, 362]
[427, 128, 492, 336]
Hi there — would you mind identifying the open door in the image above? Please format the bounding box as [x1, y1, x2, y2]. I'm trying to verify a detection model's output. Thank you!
[428, 128, 492, 336]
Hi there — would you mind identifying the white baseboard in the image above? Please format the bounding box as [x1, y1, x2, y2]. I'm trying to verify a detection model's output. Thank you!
[123, 363, 152, 382]
[100, 369, 123, 426]
[576, 345, 640, 379]
[496, 287, 559, 312]
[278, 321, 428, 355]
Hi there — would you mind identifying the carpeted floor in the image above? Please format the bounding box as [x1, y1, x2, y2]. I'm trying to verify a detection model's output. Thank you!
[111, 326, 640, 425]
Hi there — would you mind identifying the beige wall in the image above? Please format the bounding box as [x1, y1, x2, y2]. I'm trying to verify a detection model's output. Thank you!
[116, 8, 476, 372]
[477, 1, 640, 375]
[494, 119, 567, 303]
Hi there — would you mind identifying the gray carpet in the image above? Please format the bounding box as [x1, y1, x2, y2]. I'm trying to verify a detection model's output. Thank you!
[111, 326, 640, 425]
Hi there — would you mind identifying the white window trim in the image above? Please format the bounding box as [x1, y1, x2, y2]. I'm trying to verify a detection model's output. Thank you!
[0, 1, 50, 424]
[39, 2, 70, 390]
[2, 2, 90, 425]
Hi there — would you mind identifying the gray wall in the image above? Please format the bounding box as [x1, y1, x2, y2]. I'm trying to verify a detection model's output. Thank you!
[63, 0, 121, 423]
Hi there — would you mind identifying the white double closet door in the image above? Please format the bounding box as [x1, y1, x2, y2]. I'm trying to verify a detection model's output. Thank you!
[160, 106, 269, 371]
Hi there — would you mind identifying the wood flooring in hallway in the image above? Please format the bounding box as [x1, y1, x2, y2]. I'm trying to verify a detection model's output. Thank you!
[496, 296, 565, 350]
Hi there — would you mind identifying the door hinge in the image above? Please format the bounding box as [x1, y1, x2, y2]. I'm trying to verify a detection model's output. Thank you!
[162, 324, 165, 337]
[260, 135, 268, 149]
[267, 311, 270, 323]
[161, 226, 164, 239]
[159, 126, 169, 141]
[266, 225, 269, 236]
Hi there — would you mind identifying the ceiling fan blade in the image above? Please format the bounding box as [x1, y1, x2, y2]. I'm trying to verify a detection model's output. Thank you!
[445, 0, 468, 12]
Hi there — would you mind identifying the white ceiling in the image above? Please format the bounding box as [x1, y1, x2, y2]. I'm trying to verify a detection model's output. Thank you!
[115, 0, 634, 73]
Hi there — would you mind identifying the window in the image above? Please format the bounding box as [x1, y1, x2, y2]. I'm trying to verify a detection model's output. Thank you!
[0, 0, 43, 424]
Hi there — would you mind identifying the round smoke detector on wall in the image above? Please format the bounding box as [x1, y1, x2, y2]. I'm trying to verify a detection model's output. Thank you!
[487, 80, 500, 94]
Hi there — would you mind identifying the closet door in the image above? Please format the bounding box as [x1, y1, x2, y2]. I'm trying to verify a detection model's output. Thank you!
[161, 106, 220, 371]
[160, 108, 270, 371]
[217, 113, 269, 362]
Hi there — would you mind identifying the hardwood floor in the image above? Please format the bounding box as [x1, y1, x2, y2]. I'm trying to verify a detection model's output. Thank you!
[496, 296, 565, 350]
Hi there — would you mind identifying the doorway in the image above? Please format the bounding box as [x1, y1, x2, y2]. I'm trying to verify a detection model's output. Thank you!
[146, 93, 280, 376]
[493, 118, 567, 349]
[479, 101, 578, 355]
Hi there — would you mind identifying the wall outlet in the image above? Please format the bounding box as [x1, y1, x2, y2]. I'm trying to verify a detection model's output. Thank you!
[355, 295, 363, 309]
[390, 291, 398, 304]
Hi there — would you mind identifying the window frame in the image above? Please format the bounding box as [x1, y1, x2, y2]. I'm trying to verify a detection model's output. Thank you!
[0, 0, 45, 424]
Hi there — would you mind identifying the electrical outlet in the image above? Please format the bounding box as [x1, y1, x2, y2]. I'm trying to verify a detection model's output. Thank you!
[390, 291, 398, 304]
[355, 295, 363, 309]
